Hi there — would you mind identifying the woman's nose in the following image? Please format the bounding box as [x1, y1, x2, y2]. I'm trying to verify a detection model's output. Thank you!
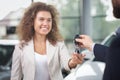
[43, 20, 48, 25]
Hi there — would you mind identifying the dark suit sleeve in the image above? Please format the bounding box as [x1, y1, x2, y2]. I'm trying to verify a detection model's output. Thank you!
[103, 36, 120, 80]
[93, 44, 109, 62]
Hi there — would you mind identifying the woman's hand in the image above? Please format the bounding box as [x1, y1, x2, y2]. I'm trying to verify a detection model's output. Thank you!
[68, 53, 85, 69]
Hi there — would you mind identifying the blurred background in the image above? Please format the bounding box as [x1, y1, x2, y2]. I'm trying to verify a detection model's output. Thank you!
[0, 0, 120, 51]
[0, 0, 120, 80]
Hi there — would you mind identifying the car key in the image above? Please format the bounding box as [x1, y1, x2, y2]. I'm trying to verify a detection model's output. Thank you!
[73, 34, 81, 54]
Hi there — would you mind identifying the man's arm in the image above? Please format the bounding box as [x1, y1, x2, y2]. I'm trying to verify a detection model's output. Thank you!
[93, 44, 109, 62]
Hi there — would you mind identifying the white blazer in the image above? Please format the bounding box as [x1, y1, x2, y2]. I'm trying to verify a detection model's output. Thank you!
[11, 39, 71, 80]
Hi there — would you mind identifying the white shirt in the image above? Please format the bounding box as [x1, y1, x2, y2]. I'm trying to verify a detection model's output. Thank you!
[34, 52, 50, 80]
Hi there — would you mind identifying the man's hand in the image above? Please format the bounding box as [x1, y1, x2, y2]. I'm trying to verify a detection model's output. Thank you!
[75, 35, 94, 51]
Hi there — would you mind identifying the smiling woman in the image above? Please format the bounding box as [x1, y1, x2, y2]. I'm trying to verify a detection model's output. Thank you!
[10, 2, 85, 80]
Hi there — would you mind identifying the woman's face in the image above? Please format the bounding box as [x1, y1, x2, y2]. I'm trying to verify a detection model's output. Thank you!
[34, 11, 52, 36]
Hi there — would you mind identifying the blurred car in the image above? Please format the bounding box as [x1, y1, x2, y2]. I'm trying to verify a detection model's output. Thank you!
[0, 40, 19, 80]
[64, 27, 120, 80]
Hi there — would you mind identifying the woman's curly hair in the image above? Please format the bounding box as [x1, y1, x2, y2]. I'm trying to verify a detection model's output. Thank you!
[16, 2, 63, 45]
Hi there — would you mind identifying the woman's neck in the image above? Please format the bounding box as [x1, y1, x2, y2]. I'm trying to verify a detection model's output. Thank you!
[33, 34, 47, 54]
[34, 34, 46, 43]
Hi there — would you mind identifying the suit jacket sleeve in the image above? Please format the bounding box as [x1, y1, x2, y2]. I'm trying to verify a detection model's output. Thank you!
[93, 44, 109, 62]
[11, 45, 22, 80]
[103, 36, 120, 80]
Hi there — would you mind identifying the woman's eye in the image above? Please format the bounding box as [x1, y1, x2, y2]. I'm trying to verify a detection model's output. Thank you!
[39, 18, 44, 21]
[48, 19, 52, 22]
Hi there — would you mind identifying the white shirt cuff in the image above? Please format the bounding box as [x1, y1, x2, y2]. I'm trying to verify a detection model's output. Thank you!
[91, 43, 95, 52]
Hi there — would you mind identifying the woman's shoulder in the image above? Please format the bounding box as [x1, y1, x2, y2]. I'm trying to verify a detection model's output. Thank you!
[55, 41, 67, 48]
[15, 40, 28, 50]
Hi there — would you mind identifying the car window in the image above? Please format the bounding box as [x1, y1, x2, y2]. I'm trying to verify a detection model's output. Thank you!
[0, 45, 14, 66]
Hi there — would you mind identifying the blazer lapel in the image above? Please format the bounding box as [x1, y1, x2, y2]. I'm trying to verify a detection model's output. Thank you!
[46, 40, 56, 66]
[24, 39, 35, 79]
